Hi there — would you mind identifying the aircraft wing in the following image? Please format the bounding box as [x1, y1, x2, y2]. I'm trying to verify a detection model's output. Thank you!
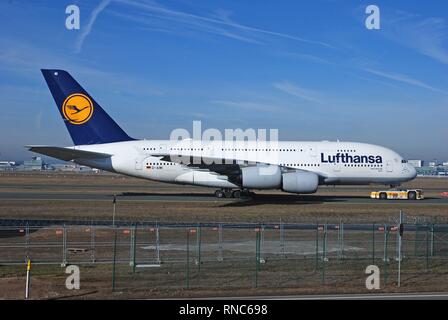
[26, 145, 112, 161]
[154, 153, 289, 186]
[155, 154, 261, 168]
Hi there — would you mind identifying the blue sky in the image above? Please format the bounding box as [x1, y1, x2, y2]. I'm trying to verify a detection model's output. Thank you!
[1, 0, 447, 161]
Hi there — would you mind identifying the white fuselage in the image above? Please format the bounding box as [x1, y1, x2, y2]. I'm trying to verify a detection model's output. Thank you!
[71, 139, 417, 191]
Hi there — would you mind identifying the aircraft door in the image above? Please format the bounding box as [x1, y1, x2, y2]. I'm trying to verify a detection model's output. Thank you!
[135, 158, 143, 170]
[386, 161, 393, 172]
[159, 144, 168, 154]
[333, 163, 341, 172]
[308, 146, 317, 157]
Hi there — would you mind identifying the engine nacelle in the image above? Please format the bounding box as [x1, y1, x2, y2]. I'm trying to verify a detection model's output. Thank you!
[241, 165, 282, 189]
[282, 171, 319, 193]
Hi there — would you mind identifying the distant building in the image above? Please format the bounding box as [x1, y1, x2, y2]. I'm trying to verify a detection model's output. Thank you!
[408, 160, 423, 168]
[23, 156, 43, 171]
[48, 163, 98, 173]
[416, 166, 438, 176]
[428, 161, 437, 167]
[77, 165, 95, 172]
[443, 162, 448, 167]
[50, 163, 78, 171]
[0, 161, 15, 171]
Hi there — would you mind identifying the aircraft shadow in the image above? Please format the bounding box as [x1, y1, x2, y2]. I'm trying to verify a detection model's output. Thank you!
[221, 194, 351, 207]
[120, 192, 358, 206]
[121, 192, 219, 197]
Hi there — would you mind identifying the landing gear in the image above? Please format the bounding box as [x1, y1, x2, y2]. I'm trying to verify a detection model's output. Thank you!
[214, 190, 225, 198]
[214, 189, 233, 198]
[214, 188, 251, 198]
[232, 190, 241, 198]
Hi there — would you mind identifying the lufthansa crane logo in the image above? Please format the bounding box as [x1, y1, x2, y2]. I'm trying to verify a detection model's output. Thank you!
[62, 93, 94, 125]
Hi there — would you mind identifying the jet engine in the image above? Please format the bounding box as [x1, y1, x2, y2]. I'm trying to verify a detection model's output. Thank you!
[241, 165, 282, 189]
[282, 171, 319, 193]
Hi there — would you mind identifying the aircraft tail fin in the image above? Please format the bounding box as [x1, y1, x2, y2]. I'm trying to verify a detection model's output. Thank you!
[41, 69, 135, 145]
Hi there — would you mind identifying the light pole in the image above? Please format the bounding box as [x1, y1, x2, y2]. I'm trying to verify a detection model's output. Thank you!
[398, 211, 404, 287]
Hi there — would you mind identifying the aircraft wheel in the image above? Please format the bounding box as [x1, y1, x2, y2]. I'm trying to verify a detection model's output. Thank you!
[232, 190, 241, 198]
[408, 191, 416, 200]
[379, 192, 387, 200]
[215, 190, 224, 198]
[224, 190, 233, 198]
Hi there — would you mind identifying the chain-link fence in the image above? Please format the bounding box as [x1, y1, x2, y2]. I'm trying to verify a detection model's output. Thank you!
[1, 217, 448, 296]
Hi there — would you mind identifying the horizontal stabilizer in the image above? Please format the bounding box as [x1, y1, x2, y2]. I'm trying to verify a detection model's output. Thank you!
[26, 146, 112, 161]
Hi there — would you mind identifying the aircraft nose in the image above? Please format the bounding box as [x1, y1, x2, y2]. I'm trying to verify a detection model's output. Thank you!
[408, 164, 417, 179]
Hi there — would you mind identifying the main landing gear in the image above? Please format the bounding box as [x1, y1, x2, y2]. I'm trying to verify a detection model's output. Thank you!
[214, 189, 251, 198]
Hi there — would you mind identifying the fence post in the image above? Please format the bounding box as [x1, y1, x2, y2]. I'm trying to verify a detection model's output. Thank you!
[341, 221, 344, 259]
[90, 224, 95, 264]
[396, 224, 400, 261]
[186, 229, 190, 289]
[129, 227, 134, 268]
[156, 223, 161, 263]
[414, 222, 419, 257]
[254, 228, 260, 288]
[372, 223, 375, 265]
[426, 224, 430, 271]
[197, 225, 201, 272]
[112, 227, 117, 292]
[132, 225, 137, 273]
[280, 220, 285, 258]
[62, 224, 67, 267]
[397, 211, 403, 287]
[315, 222, 319, 271]
[383, 226, 389, 286]
[321, 223, 327, 285]
[383, 224, 388, 262]
[430, 224, 434, 257]
[25, 222, 30, 262]
[260, 225, 265, 263]
[218, 223, 223, 262]
[337, 219, 342, 259]
[323, 223, 328, 262]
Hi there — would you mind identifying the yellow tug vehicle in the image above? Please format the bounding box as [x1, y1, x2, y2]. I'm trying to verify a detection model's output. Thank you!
[370, 189, 424, 200]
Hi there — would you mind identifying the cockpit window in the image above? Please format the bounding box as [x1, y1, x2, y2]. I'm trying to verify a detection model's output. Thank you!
[401, 159, 408, 163]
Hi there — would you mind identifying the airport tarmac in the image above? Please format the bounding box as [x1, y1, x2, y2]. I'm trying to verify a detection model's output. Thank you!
[0, 172, 448, 224]
[0, 190, 448, 205]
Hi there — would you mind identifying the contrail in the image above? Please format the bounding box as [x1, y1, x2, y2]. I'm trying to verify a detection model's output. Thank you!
[75, 0, 112, 53]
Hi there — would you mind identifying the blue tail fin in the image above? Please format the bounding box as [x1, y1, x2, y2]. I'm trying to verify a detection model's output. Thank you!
[41, 69, 135, 145]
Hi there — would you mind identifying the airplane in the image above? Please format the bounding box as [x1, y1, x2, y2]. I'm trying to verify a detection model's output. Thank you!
[28, 69, 417, 198]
